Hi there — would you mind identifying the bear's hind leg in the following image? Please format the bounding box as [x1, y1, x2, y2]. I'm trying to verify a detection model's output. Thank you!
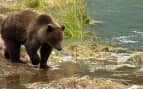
[5, 40, 25, 64]
[40, 44, 52, 69]
[4, 48, 10, 59]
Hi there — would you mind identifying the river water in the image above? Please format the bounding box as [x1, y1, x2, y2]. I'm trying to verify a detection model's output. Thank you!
[86, 0, 143, 48]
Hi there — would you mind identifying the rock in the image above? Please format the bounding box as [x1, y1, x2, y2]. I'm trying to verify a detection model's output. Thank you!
[110, 52, 130, 64]
[111, 47, 131, 53]
[89, 20, 103, 25]
[115, 64, 137, 71]
[126, 52, 143, 66]
[128, 85, 143, 89]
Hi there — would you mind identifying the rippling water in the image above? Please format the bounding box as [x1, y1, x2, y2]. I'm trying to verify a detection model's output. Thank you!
[86, 0, 143, 48]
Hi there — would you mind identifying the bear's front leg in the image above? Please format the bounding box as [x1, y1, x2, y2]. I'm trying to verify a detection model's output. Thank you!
[25, 44, 40, 65]
[40, 44, 52, 69]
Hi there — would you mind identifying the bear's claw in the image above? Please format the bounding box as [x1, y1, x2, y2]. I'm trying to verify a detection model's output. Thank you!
[32, 60, 40, 65]
[40, 64, 50, 69]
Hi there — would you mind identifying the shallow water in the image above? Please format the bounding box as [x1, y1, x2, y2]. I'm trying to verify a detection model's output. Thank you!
[0, 56, 143, 89]
[86, 0, 143, 48]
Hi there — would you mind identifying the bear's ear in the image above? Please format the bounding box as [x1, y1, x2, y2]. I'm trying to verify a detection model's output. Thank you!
[61, 25, 65, 31]
[47, 24, 53, 32]
[37, 14, 52, 25]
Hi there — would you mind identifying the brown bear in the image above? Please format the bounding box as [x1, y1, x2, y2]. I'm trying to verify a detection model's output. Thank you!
[1, 10, 65, 69]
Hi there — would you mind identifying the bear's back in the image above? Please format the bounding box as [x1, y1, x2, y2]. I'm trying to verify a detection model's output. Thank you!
[1, 10, 39, 43]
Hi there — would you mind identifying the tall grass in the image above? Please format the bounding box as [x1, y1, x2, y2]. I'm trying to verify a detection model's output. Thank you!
[13, 0, 45, 9]
[49, 0, 89, 38]
[12, 0, 89, 38]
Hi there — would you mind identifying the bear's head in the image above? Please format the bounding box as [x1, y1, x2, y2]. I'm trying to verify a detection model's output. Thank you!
[41, 24, 65, 51]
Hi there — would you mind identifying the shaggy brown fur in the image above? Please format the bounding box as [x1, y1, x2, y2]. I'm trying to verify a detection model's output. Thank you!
[1, 10, 65, 69]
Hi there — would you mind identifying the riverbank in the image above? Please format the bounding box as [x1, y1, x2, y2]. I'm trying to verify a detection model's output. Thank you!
[0, 34, 143, 88]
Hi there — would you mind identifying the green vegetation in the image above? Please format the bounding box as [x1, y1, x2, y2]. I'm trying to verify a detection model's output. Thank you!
[14, 0, 45, 9]
[48, 0, 89, 38]
[12, 0, 89, 38]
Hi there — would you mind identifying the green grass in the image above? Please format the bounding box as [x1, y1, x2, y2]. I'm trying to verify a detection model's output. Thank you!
[12, 0, 89, 39]
[49, 0, 89, 38]
[13, 0, 45, 9]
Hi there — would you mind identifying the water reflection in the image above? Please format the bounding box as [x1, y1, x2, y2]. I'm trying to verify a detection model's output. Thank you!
[0, 62, 83, 88]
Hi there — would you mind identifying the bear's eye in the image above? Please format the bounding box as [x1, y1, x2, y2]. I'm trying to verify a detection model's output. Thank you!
[47, 25, 53, 32]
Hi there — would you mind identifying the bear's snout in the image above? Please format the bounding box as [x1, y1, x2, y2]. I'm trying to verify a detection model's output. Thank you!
[57, 48, 62, 51]
[54, 43, 62, 51]
[55, 45, 62, 51]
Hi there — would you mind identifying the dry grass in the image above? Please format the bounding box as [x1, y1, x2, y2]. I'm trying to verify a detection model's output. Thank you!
[26, 76, 127, 89]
